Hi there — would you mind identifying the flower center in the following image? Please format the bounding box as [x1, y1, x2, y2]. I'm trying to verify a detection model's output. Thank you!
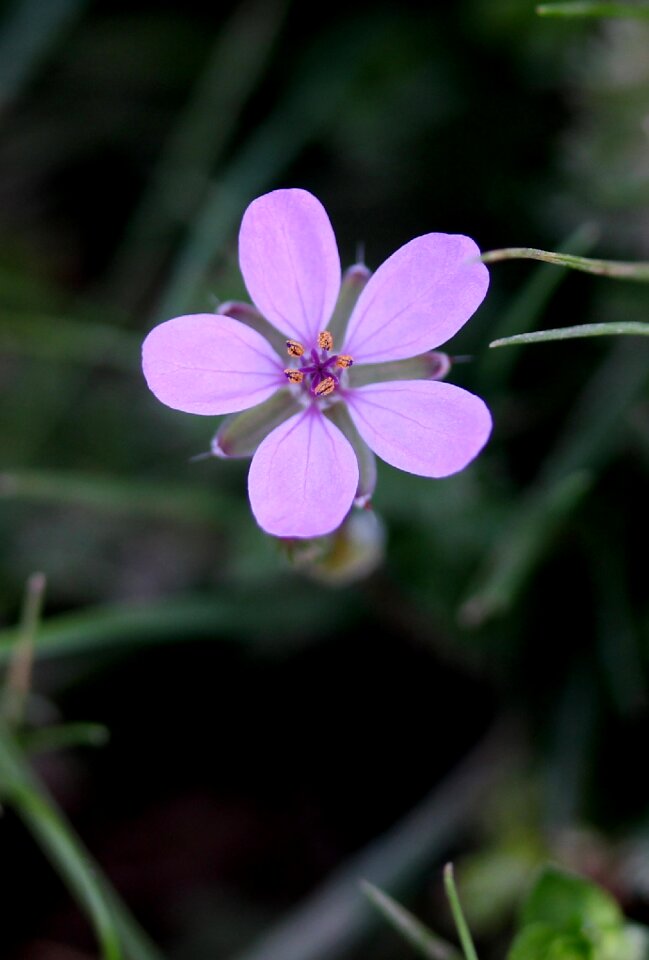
[283, 330, 353, 399]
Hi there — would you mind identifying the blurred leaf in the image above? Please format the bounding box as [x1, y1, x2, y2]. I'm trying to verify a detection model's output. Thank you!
[520, 866, 622, 931]
[508, 926, 592, 960]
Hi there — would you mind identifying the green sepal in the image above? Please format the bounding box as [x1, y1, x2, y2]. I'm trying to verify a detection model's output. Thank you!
[349, 351, 450, 387]
[212, 389, 300, 458]
[329, 263, 371, 344]
[218, 299, 287, 356]
[325, 402, 376, 506]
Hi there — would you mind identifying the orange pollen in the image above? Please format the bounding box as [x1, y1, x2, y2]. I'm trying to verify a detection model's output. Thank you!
[335, 354, 353, 368]
[317, 330, 334, 351]
[284, 368, 304, 384]
[286, 339, 305, 357]
[314, 376, 336, 397]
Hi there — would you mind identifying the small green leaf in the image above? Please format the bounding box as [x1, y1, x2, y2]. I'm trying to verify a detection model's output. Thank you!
[508, 925, 593, 960]
[520, 866, 622, 932]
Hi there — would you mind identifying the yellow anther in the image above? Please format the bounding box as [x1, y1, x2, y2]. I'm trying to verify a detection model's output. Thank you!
[284, 368, 304, 384]
[317, 330, 334, 351]
[335, 354, 353, 368]
[314, 376, 336, 397]
[286, 339, 305, 358]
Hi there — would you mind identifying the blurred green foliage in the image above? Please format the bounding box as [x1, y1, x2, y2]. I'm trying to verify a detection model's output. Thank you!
[0, 0, 648, 958]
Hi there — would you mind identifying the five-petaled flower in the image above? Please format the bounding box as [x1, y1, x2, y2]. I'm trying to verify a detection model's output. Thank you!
[142, 188, 492, 538]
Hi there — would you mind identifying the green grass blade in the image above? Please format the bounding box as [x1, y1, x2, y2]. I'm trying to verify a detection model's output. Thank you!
[228, 723, 517, 960]
[537, 2, 649, 17]
[361, 881, 461, 960]
[0, 716, 165, 960]
[481, 247, 649, 280]
[110, 0, 288, 308]
[461, 340, 649, 625]
[156, 22, 384, 320]
[0, 0, 88, 112]
[0, 311, 138, 370]
[443, 865, 479, 960]
[459, 472, 592, 627]
[0, 589, 357, 666]
[0, 469, 241, 526]
[21, 722, 111, 755]
[479, 224, 597, 388]
[490, 321, 649, 348]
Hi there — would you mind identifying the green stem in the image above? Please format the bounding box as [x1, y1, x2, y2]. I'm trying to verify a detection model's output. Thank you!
[480, 247, 649, 280]
[443, 864, 479, 960]
[490, 321, 649, 348]
[536, 2, 649, 17]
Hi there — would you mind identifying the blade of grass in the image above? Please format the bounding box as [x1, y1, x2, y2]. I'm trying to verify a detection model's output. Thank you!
[0, 469, 242, 527]
[479, 224, 598, 389]
[480, 247, 649, 280]
[490, 321, 649, 348]
[0, 588, 358, 666]
[227, 722, 518, 960]
[0, 717, 163, 960]
[0, 311, 138, 371]
[443, 865, 479, 960]
[537, 2, 649, 17]
[459, 471, 591, 627]
[156, 20, 384, 320]
[21, 722, 110, 755]
[3, 571, 45, 724]
[0, 0, 88, 113]
[461, 339, 649, 625]
[361, 881, 461, 960]
[110, 0, 288, 309]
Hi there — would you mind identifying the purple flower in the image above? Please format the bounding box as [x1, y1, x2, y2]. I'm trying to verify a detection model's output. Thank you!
[142, 188, 492, 538]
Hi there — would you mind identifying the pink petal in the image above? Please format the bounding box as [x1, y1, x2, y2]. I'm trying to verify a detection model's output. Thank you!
[346, 380, 492, 477]
[248, 406, 359, 538]
[342, 233, 489, 363]
[142, 313, 284, 415]
[239, 189, 341, 345]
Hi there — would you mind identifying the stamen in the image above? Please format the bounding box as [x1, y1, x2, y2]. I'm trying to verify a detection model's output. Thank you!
[286, 339, 305, 358]
[317, 330, 334, 351]
[284, 368, 304, 384]
[314, 376, 336, 397]
[335, 354, 353, 368]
